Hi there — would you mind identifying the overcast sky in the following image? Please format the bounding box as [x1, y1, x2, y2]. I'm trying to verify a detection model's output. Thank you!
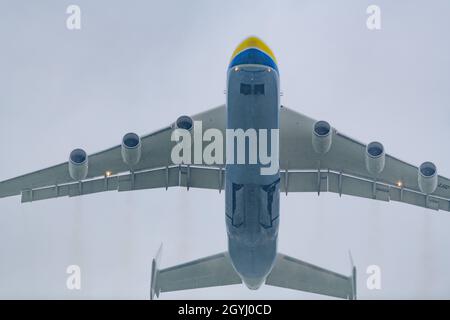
[1, 0, 450, 299]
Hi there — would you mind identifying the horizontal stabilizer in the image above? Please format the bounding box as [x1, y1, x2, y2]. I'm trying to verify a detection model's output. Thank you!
[266, 253, 356, 300]
[151, 251, 242, 299]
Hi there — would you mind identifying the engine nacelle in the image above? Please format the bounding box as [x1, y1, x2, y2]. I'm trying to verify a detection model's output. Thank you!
[312, 120, 332, 154]
[418, 161, 438, 194]
[69, 148, 88, 181]
[365, 141, 385, 175]
[121, 132, 141, 166]
[174, 115, 193, 131]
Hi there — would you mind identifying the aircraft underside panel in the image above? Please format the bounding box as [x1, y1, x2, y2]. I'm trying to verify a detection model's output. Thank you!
[279, 169, 450, 212]
[229, 181, 280, 228]
[19, 165, 225, 203]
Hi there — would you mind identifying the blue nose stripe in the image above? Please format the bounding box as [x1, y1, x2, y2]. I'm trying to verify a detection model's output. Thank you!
[229, 48, 278, 72]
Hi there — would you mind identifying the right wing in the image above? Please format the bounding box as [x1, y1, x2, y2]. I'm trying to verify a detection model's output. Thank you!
[0, 105, 227, 202]
[266, 253, 356, 300]
[279, 106, 450, 212]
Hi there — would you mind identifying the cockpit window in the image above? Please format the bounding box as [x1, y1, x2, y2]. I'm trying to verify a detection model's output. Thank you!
[240, 83, 251, 95]
[254, 84, 265, 95]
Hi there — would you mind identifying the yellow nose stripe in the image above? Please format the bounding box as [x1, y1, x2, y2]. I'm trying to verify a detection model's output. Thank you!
[231, 36, 277, 64]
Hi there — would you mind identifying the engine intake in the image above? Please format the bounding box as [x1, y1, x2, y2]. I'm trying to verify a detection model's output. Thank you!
[175, 115, 193, 131]
[312, 120, 332, 154]
[69, 148, 88, 181]
[121, 132, 142, 166]
[365, 141, 385, 175]
[418, 161, 438, 194]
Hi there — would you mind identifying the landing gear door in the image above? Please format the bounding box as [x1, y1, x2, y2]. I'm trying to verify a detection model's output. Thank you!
[260, 179, 280, 228]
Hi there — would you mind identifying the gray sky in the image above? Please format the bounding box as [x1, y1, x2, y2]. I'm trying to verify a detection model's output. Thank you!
[1, 0, 450, 299]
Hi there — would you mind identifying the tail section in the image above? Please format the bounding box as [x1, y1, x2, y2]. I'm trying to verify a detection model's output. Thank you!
[150, 247, 357, 299]
[266, 253, 357, 300]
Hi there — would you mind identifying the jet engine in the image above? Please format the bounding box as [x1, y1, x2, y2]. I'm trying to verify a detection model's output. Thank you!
[365, 141, 385, 175]
[312, 120, 332, 154]
[175, 115, 193, 131]
[121, 132, 142, 166]
[69, 148, 88, 181]
[418, 161, 438, 194]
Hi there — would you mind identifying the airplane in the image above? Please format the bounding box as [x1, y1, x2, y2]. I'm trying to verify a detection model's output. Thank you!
[1, 36, 449, 300]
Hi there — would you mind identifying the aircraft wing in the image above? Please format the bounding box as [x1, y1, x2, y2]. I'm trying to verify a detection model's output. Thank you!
[279, 106, 450, 212]
[0, 105, 227, 202]
[3, 103, 450, 211]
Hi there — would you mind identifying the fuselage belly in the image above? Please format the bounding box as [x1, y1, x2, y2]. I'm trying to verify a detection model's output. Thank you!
[225, 52, 280, 289]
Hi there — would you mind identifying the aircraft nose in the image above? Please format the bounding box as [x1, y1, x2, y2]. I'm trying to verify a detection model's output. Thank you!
[229, 36, 278, 72]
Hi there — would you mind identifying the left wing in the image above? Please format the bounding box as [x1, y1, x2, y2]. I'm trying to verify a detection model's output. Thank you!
[0, 105, 227, 202]
[279, 106, 450, 212]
